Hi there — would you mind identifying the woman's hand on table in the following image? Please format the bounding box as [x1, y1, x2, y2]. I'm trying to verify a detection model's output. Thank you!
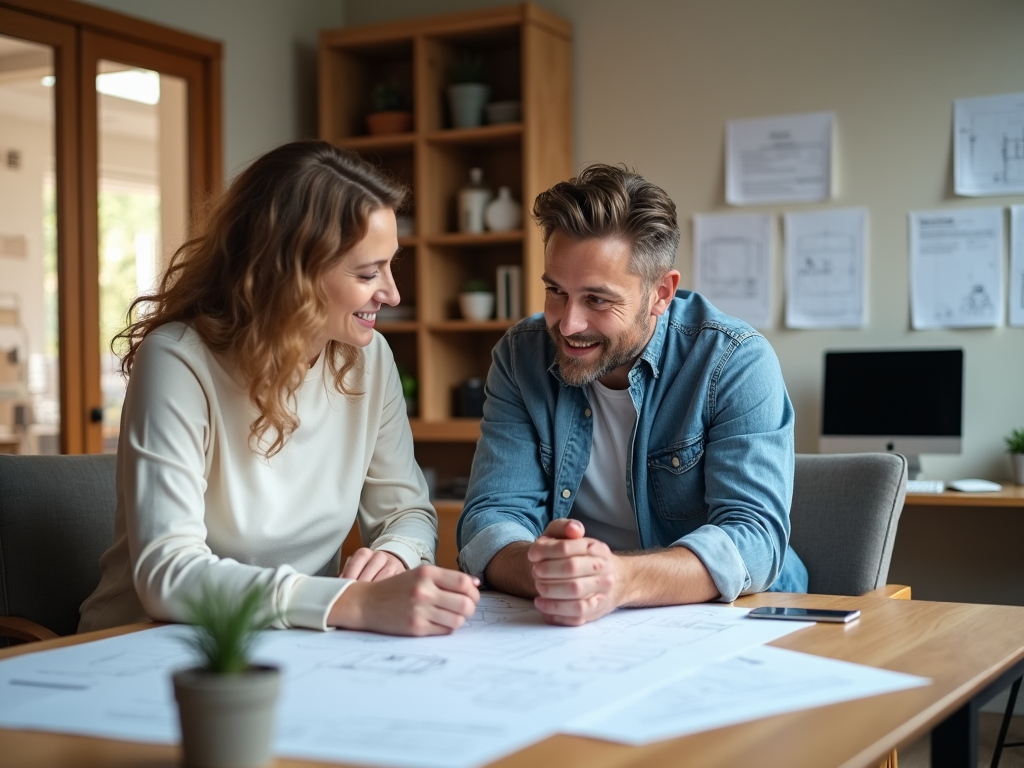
[342, 548, 407, 581]
[330, 565, 480, 636]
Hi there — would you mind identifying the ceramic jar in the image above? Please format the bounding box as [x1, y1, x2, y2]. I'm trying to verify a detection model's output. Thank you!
[448, 83, 490, 129]
[484, 186, 522, 232]
[459, 292, 495, 321]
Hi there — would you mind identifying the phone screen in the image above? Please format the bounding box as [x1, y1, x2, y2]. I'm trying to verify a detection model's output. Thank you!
[747, 607, 861, 623]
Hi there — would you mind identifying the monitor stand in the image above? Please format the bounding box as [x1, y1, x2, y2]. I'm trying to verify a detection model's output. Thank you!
[905, 454, 922, 480]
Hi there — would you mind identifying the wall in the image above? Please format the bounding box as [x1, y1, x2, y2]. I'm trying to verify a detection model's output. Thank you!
[82, 0, 345, 179]
[346, 0, 1024, 482]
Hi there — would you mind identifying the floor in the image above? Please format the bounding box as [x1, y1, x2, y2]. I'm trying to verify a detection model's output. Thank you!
[901, 713, 1024, 768]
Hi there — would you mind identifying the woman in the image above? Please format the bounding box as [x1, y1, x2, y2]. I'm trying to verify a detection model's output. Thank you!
[79, 141, 479, 636]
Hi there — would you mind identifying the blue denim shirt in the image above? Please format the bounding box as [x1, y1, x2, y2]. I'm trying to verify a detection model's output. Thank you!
[457, 290, 807, 601]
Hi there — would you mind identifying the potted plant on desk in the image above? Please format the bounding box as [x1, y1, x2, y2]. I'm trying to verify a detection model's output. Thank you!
[173, 583, 279, 768]
[1006, 427, 1024, 485]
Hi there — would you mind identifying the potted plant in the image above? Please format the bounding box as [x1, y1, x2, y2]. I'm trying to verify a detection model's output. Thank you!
[366, 78, 412, 135]
[459, 278, 495, 321]
[1006, 427, 1024, 485]
[447, 53, 489, 129]
[173, 583, 280, 768]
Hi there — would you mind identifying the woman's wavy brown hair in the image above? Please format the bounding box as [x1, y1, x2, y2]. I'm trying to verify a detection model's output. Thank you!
[117, 140, 406, 458]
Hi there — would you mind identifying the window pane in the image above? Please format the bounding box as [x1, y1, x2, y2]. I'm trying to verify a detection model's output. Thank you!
[0, 35, 60, 455]
[97, 60, 189, 453]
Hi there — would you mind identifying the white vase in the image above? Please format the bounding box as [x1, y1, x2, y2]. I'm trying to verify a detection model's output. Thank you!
[484, 186, 522, 232]
[458, 167, 492, 233]
[447, 83, 490, 129]
[459, 292, 495, 321]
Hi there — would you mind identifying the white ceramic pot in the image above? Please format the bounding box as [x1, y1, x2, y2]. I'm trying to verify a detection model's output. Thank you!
[1012, 453, 1024, 486]
[447, 83, 490, 129]
[459, 292, 495, 321]
[174, 665, 280, 768]
[484, 186, 522, 232]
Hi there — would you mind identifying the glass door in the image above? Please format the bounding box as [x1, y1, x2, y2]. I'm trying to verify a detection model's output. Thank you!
[0, 9, 78, 454]
[80, 32, 214, 453]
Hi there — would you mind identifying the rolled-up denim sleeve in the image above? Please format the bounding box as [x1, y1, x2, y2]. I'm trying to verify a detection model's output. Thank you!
[673, 334, 794, 601]
[457, 330, 552, 580]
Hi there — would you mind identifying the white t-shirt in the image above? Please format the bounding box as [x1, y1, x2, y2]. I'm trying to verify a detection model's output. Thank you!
[569, 379, 641, 551]
[79, 322, 436, 633]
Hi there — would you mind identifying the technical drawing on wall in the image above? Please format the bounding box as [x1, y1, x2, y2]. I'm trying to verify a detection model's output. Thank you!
[784, 209, 867, 329]
[1010, 206, 1024, 327]
[693, 213, 772, 328]
[955, 92, 1024, 196]
[909, 207, 1004, 329]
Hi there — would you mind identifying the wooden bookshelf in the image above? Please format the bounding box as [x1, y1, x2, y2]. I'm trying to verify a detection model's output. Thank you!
[319, 3, 572, 495]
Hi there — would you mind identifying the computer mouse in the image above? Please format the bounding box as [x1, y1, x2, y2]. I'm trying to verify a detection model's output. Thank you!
[947, 478, 1002, 493]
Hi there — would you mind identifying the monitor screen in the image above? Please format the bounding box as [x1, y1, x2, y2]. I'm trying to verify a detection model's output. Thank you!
[819, 349, 963, 469]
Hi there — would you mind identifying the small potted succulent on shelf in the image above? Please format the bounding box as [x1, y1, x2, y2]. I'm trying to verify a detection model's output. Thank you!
[447, 52, 489, 129]
[173, 583, 279, 768]
[459, 278, 495, 322]
[366, 78, 412, 135]
[1005, 427, 1024, 485]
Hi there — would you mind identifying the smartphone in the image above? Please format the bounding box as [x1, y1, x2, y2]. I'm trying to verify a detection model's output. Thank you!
[747, 606, 861, 623]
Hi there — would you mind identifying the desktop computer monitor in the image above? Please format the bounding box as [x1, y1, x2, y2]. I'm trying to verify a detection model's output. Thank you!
[819, 349, 963, 479]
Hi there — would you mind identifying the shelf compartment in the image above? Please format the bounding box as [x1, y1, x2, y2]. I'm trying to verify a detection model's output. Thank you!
[320, 38, 415, 141]
[420, 329, 506, 421]
[421, 240, 522, 322]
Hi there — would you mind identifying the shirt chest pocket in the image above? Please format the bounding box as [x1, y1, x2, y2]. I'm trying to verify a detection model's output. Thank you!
[539, 443, 554, 477]
[647, 436, 707, 520]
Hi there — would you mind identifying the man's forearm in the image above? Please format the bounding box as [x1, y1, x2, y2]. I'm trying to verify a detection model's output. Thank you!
[483, 541, 538, 598]
[618, 546, 720, 607]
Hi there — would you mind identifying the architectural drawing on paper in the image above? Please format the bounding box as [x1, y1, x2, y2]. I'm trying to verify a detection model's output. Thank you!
[960, 106, 1024, 189]
[445, 665, 582, 708]
[319, 651, 446, 675]
[567, 643, 666, 674]
[700, 237, 763, 299]
[468, 595, 533, 625]
[794, 232, 858, 300]
[961, 284, 995, 317]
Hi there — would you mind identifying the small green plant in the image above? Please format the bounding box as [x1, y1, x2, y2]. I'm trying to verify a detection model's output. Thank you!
[462, 278, 491, 293]
[370, 79, 407, 112]
[183, 583, 275, 675]
[450, 52, 485, 84]
[1005, 427, 1024, 454]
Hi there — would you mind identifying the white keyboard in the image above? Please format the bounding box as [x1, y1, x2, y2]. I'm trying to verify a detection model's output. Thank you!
[906, 479, 946, 493]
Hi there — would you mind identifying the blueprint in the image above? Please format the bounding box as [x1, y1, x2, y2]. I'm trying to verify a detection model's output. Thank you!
[955, 92, 1024, 197]
[0, 598, 807, 768]
[1011, 206, 1024, 327]
[693, 213, 773, 328]
[909, 207, 1004, 329]
[784, 208, 867, 329]
[726, 111, 833, 205]
[566, 644, 929, 745]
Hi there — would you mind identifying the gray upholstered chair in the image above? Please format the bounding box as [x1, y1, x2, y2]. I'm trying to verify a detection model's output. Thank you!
[789, 452, 909, 597]
[0, 454, 116, 644]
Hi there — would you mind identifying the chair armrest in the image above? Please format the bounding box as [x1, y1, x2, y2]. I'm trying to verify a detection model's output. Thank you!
[861, 584, 911, 600]
[0, 616, 60, 643]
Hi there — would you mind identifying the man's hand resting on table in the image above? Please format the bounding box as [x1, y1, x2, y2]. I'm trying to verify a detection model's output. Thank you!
[529, 519, 627, 626]
[329, 565, 480, 636]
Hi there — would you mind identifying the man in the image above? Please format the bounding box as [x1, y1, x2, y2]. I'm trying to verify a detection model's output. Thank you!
[457, 164, 807, 626]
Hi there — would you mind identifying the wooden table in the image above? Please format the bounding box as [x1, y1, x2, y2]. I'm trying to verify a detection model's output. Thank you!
[892, 486, 1024, 606]
[3, 593, 1024, 768]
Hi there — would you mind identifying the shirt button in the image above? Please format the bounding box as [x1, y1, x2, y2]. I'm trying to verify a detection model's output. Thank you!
[671, 456, 680, 468]
[561, 489, 571, 498]
[584, 408, 592, 418]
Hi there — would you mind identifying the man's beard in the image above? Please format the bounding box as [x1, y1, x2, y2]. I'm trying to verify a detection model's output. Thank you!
[548, 306, 653, 387]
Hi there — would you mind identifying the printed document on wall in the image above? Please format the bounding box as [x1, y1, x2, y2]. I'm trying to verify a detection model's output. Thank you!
[693, 213, 773, 328]
[954, 92, 1024, 196]
[784, 208, 866, 329]
[1011, 206, 1024, 327]
[909, 207, 1004, 330]
[726, 112, 833, 205]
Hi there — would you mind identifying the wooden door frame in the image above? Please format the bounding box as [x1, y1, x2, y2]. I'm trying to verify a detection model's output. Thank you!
[0, 0, 221, 453]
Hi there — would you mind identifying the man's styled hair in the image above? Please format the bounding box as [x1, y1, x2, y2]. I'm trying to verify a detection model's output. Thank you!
[531, 164, 680, 289]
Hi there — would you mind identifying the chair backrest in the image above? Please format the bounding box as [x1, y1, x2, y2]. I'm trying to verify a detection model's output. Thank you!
[0, 454, 116, 636]
[789, 453, 908, 596]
